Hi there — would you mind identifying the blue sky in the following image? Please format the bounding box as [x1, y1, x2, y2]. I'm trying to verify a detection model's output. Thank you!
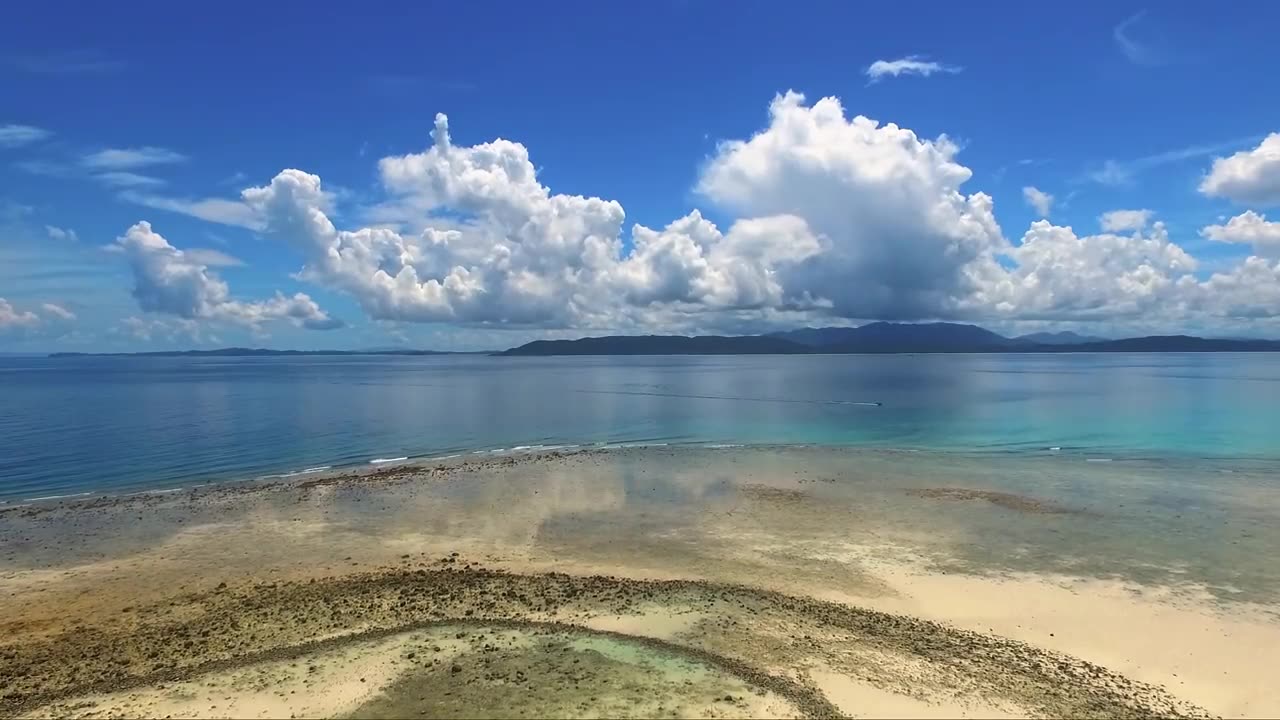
[3, 1, 1279, 351]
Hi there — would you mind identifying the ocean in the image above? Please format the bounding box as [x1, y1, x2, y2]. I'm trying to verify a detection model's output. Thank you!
[1, 352, 1279, 502]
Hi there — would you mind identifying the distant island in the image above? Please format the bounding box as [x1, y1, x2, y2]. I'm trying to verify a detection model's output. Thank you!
[499, 322, 1280, 356]
[46, 322, 1280, 358]
[48, 347, 465, 358]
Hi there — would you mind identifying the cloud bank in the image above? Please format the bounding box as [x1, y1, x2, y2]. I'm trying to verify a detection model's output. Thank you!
[102, 91, 1280, 338]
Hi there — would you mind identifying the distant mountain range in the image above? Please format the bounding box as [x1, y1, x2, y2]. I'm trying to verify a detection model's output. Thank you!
[500, 322, 1280, 356]
[498, 335, 804, 356]
[1012, 331, 1108, 345]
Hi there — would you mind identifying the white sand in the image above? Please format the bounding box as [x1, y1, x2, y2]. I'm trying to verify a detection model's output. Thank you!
[849, 566, 1280, 719]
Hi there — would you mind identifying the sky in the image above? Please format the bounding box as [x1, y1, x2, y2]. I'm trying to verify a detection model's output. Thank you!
[2, 1, 1279, 352]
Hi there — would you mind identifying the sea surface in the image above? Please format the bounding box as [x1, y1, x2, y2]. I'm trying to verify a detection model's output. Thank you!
[1, 352, 1279, 502]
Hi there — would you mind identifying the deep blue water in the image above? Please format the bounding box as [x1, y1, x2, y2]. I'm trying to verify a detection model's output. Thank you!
[2, 353, 1279, 501]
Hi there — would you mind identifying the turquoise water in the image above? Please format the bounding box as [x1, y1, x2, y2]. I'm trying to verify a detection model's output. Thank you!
[1, 353, 1278, 501]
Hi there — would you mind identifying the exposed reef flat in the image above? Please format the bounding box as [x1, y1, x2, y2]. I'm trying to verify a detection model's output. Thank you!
[3, 567, 1206, 718]
[4, 445, 1280, 717]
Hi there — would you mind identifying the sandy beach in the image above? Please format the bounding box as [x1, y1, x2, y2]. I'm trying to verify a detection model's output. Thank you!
[3, 446, 1279, 718]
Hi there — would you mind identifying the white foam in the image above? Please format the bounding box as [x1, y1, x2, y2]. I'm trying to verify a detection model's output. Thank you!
[705, 443, 744, 449]
[370, 456, 409, 464]
[266, 465, 333, 480]
[1086, 458, 1113, 463]
[24, 491, 93, 502]
[1048, 446, 1062, 452]
[433, 454, 461, 460]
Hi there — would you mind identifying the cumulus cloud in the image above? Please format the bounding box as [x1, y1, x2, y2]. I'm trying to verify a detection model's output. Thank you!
[1099, 209, 1153, 232]
[109, 221, 340, 330]
[1201, 211, 1280, 254]
[699, 91, 1003, 320]
[971, 220, 1197, 321]
[1195, 257, 1280, 319]
[0, 124, 51, 148]
[124, 91, 1280, 335]
[0, 298, 40, 329]
[238, 110, 822, 329]
[613, 211, 821, 310]
[1022, 187, 1053, 217]
[1199, 134, 1280, 206]
[82, 146, 187, 170]
[865, 56, 961, 82]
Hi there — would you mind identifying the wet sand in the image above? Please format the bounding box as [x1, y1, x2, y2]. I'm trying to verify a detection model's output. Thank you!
[3, 446, 1279, 718]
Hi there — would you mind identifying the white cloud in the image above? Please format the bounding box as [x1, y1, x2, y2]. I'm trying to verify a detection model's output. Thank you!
[238, 108, 829, 329]
[698, 91, 1003, 320]
[1099, 209, 1153, 232]
[0, 124, 51, 148]
[106, 91, 1280, 337]
[45, 225, 78, 242]
[40, 302, 76, 321]
[82, 146, 186, 170]
[109, 221, 340, 330]
[970, 220, 1198, 321]
[1195, 257, 1280, 319]
[613, 212, 821, 310]
[1199, 133, 1280, 206]
[0, 298, 40, 329]
[95, 171, 166, 188]
[1201, 211, 1280, 254]
[865, 56, 961, 82]
[118, 191, 262, 230]
[1022, 187, 1053, 217]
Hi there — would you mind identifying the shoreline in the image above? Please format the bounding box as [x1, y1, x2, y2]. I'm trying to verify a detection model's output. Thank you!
[7, 439, 1280, 509]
